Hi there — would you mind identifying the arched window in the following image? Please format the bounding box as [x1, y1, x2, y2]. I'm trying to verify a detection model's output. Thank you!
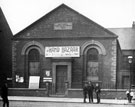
[87, 48, 98, 61]
[86, 48, 99, 81]
[28, 49, 40, 76]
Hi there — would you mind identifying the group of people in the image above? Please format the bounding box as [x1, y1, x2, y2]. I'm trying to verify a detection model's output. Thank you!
[1, 80, 134, 106]
[83, 81, 101, 103]
[126, 90, 134, 103]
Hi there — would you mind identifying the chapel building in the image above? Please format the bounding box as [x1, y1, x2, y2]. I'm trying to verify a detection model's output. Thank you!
[12, 4, 123, 95]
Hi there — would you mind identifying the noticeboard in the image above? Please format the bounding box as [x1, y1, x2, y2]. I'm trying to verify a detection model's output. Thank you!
[29, 76, 40, 89]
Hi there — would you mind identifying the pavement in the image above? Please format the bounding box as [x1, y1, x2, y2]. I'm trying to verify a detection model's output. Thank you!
[0, 96, 135, 105]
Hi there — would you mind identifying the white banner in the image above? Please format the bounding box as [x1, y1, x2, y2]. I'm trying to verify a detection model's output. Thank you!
[45, 46, 80, 57]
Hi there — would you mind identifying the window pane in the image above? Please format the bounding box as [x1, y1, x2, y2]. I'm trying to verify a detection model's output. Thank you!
[86, 48, 99, 81]
[29, 62, 40, 76]
[87, 48, 98, 61]
[28, 49, 40, 61]
[28, 49, 40, 76]
[87, 62, 99, 81]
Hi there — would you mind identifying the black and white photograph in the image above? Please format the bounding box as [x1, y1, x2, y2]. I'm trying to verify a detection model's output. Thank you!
[0, 0, 135, 107]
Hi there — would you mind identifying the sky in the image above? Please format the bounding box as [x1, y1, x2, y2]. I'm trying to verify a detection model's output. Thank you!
[0, 0, 135, 35]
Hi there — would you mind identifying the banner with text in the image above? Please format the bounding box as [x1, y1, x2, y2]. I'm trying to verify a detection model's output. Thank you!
[45, 46, 80, 57]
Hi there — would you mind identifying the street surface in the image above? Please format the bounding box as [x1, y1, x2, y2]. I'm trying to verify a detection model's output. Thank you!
[0, 101, 135, 107]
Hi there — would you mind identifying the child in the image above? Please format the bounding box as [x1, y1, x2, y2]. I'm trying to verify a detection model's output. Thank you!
[126, 90, 131, 103]
[130, 91, 134, 103]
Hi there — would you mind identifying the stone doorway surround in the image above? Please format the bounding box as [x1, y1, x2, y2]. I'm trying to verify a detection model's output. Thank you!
[52, 58, 72, 94]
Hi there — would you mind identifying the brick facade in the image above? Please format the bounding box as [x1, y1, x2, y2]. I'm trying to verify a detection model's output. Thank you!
[12, 4, 121, 95]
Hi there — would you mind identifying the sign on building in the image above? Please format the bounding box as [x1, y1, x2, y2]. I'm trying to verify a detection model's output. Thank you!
[54, 22, 72, 30]
[29, 76, 40, 89]
[43, 70, 52, 82]
[45, 46, 80, 57]
[44, 70, 51, 77]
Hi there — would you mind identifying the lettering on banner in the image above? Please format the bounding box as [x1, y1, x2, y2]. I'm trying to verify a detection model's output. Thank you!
[45, 46, 80, 57]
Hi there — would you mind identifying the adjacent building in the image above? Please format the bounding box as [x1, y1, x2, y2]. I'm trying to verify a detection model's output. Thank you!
[0, 7, 12, 87]
[109, 23, 135, 89]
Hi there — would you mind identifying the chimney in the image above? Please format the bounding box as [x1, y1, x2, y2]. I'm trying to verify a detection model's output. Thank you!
[132, 21, 135, 28]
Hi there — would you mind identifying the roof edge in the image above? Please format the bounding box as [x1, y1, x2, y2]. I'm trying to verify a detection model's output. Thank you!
[13, 3, 117, 38]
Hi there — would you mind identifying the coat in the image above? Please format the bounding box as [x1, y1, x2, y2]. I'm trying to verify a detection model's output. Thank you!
[1, 84, 8, 98]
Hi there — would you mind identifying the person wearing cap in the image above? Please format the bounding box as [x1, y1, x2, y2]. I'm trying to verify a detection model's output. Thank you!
[126, 90, 131, 103]
[83, 82, 88, 103]
[87, 81, 94, 103]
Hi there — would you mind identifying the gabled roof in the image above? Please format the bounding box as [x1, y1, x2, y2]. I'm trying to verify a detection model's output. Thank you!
[13, 4, 117, 39]
[108, 27, 135, 50]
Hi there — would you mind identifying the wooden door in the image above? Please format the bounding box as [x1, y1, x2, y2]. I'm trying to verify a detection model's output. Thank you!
[56, 65, 67, 94]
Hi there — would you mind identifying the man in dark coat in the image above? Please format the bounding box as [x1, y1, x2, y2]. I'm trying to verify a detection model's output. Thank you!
[87, 81, 94, 103]
[83, 82, 88, 103]
[95, 83, 101, 103]
[1, 83, 9, 107]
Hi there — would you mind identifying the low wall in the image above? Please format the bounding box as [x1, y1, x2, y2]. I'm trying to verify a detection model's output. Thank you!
[8, 88, 47, 97]
[67, 89, 135, 99]
[4, 88, 135, 99]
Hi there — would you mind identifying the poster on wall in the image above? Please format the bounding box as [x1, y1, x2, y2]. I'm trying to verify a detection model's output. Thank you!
[29, 76, 40, 89]
[44, 70, 51, 77]
[43, 70, 52, 82]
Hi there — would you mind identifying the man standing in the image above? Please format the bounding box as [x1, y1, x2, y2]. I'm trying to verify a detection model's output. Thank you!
[83, 82, 88, 103]
[87, 81, 94, 103]
[126, 90, 131, 103]
[1, 82, 9, 107]
[95, 83, 101, 103]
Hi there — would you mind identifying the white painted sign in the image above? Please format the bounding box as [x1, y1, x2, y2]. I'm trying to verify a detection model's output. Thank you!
[29, 76, 40, 89]
[43, 77, 52, 82]
[45, 46, 80, 57]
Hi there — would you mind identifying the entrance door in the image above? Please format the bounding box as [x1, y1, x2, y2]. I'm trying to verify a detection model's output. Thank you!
[56, 65, 67, 94]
